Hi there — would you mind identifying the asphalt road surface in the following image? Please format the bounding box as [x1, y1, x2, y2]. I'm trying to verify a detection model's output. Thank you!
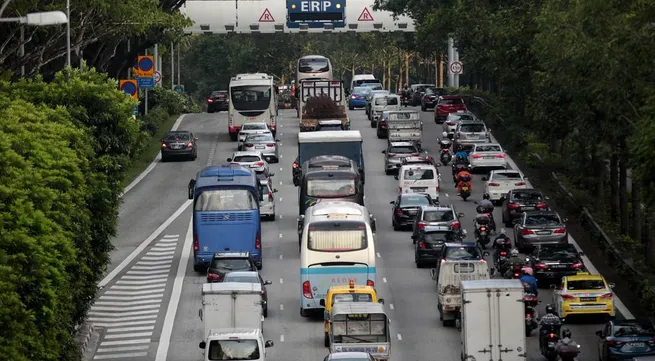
[88, 106, 629, 361]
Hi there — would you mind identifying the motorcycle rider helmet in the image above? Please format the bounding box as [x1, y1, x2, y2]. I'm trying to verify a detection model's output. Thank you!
[510, 248, 519, 257]
[499, 228, 507, 236]
[545, 304, 555, 314]
[562, 329, 572, 339]
[442, 131, 448, 138]
[521, 266, 534, 276]
[483, 193, 490, 200]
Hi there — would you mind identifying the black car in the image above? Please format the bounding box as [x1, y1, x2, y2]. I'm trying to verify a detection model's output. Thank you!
[528, 243, 585, 281]
[390, 193, 435, 231]
[433, 242, 489, 279]
[222, 271, 272, 317]
[501, 188, 550, 226]
[414, 226, 464, 267]
[160, 131, 198, 162]
[420, 87, 448, 111]
[410, 84, 435, 106]
[207, 90, 229, 113]
[206, 252, 257, 283]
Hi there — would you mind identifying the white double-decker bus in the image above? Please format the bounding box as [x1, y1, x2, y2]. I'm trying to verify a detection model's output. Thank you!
[228, 73, 277, 140]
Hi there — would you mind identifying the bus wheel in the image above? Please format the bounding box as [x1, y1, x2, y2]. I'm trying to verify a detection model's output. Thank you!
[324, 333, 330, 347]
[300, 308, 310, 317]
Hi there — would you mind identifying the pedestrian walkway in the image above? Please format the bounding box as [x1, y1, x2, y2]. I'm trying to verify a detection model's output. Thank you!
[87, 234, 180, 360]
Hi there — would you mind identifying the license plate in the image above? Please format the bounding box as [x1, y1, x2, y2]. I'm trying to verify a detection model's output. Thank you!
[255, 146, 265, 149]
[411, 188, 427, 192]
[550, 264, 566, 268]
[462, 186, 470, 191]
[171, 145, 182, 149]
[628, 342, 645, 347]
[250, 164, 258, 168]
[407, 210, 417, 214]
[548, 342, 555, 347]
[484, 156, 495, 159]
[537, 231, 551, 235]
[522, 206, 535, 211]
[468, 134, 479, 139]
[580, 297, 596, 302]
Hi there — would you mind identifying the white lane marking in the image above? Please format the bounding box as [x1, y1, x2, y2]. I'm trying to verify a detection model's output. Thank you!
[279, 255, 283, 260]
[279, 214, 283, 219]
[446, 193, 449, 197]
[280, 304, 284, 311]
[376, 252, 381, 258]
[279, 167, 283, 171]
[279, 197, 283, 202]
[91, 304, 161, 312]
[111, 283, 167, 290]
[99, 200, 192, 288]
[389, 303, 394, 310]
[279, 181, 283, 185]
[145, 251, 175, 256]
[383, 278, 387, 283]
[126, 267, 170, 273]
[88, 309, 159, 317]
[94, 299, 161, 307]
[162, 234, 179, 238]
[155, 216, 193, 361]
[94, 351, 148, 359]
[280, 335, 285, 342]
[115, 279, 165, 285]
[94, 320, 156, 328]
[99, 294, 163, 300]
[107, 325, 155, 333]
[105, 332, 153, 339]
[158, 238, 178, 243]
[501, 146, 636, 319]
[104, 289, 163, 296]
[88, 314, 157, 323]
[140, 256, 174, 261]
[121, 114, 186, 197]
[279, 233, 283, 238]
[397, 334, 403, 341]
[280, 154, 283, 159]
[96, 345, 149, 353]
[99, 339, 151, 346]
[280, 278, 284, 284]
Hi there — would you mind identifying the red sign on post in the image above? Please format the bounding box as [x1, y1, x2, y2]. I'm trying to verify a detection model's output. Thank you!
[259, 8, 275, 22]
[358, 7, 374, 21]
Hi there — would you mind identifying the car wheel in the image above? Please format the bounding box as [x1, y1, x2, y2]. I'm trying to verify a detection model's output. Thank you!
[393, 220, 400, 231]
[257, 262, 263, 270]
[370, 121, 376, 128]
[300, 308, 310, 317]
[385, 169, 391, 175]
[324, 332, 330, 347]
[415, 254, 423, 268]
[421, 105, 426, 111]
[208, 109, 214, 113]
[349, 105, 354, 110]
[161, 155, 168, 163]
[263, 306, 268, 318]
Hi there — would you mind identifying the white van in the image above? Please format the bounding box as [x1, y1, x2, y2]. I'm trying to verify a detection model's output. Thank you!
[395, 164, 440, 202]
[350, 74, 377, 92]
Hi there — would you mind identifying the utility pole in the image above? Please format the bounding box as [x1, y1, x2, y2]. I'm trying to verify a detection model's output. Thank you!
[170, 42, 174, 89]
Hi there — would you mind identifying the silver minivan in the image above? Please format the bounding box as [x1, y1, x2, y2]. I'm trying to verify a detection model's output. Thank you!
[454, 120, 490, 149]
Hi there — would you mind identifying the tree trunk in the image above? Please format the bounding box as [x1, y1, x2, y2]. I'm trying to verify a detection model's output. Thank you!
[619, 138, 629, 235]
[594, 150, 605, 210]
[631, 178, 642, 244]
[646, 208, 655, 263]
[610, 152, 619, 221]
[382, 60, 387, 90]
[387, 61, 391, 90]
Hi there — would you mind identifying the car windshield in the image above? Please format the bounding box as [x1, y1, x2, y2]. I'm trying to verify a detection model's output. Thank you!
[423, 231, 458, 243]
[614, 323, 655, 337]
[389, 145, 417, 154]
[332, 293, 373, 304]
[475, 145, 502, 152]
[306, 178, 356, 197]
[426, 87, 447, 96]
[195, 189, 258, 211]
[424, 210, 454, 222]
[375, 97, 398, 105]
[538, 245, 579, 260]
[566, 280, 606, 290]
[513, 191, 544, 201]
[299, 58, 329, 73]
[459, 124, 485, 132]
[208, 339, 260, 360]
[352, 87, 367, 94]
[164, 132, 190, 141]
[223, 275, 260, 283]
[525, 214, 560, 226]
[210, 258, 252, 270]
[441, 98, 464, 104]
[493, 172, 522, 180]
[246, 134, 274, 142]
[230, 85, 271, 111]
[233, 155, 261, 163]
[445, 246, 481, 260]
[242, 123, 268, 130]
[400, 195, 431, 206]
[451, 114, 475, 121]
[403, 168, 434, 180]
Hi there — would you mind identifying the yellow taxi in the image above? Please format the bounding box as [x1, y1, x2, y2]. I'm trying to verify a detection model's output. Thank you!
[551, 272, 615, 320]
[319, 280, 383, 347]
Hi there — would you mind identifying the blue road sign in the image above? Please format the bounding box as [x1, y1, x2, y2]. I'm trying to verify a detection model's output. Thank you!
[138, 77, 155, 88]
[286, 0, 345, 28]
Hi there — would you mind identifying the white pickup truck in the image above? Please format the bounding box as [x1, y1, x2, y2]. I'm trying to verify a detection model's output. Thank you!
[387, 110, 422, 150]
[482, 169, 531, 205]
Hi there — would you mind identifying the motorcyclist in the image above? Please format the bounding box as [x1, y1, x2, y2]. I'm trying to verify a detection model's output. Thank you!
[492, 229, 512, 265]
[454, 145, 469, 162]
[476, 195, 496, 231]
[519, 266, 538, 295]
[503, 248, 525, 278]
[440, 132, 451, 149]
[539, 304, 562, 351]
[401, 84, 411, 99]
[455, 168, 472, 196]
[556, 329, 580, 359]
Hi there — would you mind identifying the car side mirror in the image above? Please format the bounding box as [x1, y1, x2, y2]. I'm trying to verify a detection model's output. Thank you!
[276, 139, 280, 142]
[595, 330, 604, 337]
[545, 196, 550, 200]
[550, 284, 556, 290]
[483, 251, 490, 257]
[381, 150, 386, 154]
[563, 218, 569, 223]
[319, 299, 326, 307]
[481, 177, 487, 181]
[227, 158, 232, 162]
[458, 213, 465, 218]
[378, 298, 385, 305]
[269, 173, 275, 177]
[394, 175, 399, 180]
[273, 189, 278, 193]
[199, 341, 206, 349]
[188, 179, 196, 200]
[430, 268, 437, 280]
[608, 282, 615, 289]
[389, 201, 395, 205]
[265, 340, 274, 348]
[264, 280, 272, 285]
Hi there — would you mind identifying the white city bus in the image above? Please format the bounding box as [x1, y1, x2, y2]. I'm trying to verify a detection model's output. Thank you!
[228, 73, 278, 141]
[296, 55, 333, 84]
[299, 201, 377, 316]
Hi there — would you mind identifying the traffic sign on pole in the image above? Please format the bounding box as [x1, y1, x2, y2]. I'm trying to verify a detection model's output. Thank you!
[154, 71, 162, 84]
[449, 61, 463, 75]
[173, 85, 185, 93]
[137, 55, 155, 77]
[138, 77, 155, 88]
[119, 79, 138, 100]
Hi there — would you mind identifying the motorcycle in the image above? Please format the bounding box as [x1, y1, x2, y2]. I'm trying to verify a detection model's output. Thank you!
[440, 149, 452, 165]
[460, 183, 471, 201]
[507, 264, 523, 279]
[474, 214, 492, 248]
[524, 292, 539, 336]
[558, 344, 581, 361]
[400, 95, 410, 107]
[493, 238, 512, 273]
[540, 325, 561, 361]
[452, 163, 469, 183]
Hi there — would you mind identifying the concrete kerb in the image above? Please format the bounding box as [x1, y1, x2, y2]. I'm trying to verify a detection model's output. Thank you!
[74, 322, 96, 355]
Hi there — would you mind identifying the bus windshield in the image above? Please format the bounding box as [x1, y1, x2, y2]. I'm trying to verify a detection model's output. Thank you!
[230, 85, 271, 111]
[194, 189, 258, 211]
[307, 178, 356, 197]
[308, 221, 367, 252]
[299, 58, 329, 73]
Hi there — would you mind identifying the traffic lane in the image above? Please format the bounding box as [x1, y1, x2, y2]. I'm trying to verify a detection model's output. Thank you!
[415, 107, 612, 361]
[112, 113, 223, 274]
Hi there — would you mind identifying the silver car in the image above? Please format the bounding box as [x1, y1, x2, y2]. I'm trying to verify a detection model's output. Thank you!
[258, 178, 277, 219]
[227, 151, 269, 174]
[238, 122, 270, 150]
[442, 111, 478, 137]
[382, 141, 420, 175]
[454, 120, 490, 148]
[243, 132, 279, 163]
[366, 89, 390, 117]
[514, 211, 568, 252]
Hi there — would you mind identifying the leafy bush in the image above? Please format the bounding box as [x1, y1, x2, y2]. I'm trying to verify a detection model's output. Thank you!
[146, 87, 201, 114]
[0, 97, 94, 361]
[304, 94, 345, 118]
[141, 107, 171, 136]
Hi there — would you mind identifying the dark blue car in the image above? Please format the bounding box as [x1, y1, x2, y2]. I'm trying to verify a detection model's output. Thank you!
[596, 320, 655, 361]
[348, 86, 370, 109]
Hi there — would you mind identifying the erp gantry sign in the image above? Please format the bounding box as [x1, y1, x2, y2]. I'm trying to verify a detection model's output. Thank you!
[286, 0, 345, 28]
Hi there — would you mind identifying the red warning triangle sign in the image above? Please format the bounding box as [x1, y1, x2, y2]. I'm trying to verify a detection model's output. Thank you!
[358, 7, 374, 21]
[259, 8, 275, 22]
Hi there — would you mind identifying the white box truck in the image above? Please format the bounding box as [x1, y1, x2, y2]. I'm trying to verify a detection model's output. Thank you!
[460, 279, 526, 361]
[198, 282, 274, 361]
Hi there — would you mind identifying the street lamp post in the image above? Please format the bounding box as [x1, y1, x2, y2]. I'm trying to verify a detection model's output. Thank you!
[66, 0, 70, 68]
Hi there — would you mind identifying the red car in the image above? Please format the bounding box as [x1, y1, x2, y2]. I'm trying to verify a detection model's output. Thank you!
[434, 95, 467, 123]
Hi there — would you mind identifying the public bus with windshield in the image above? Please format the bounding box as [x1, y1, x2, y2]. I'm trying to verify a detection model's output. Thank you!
[296, 55, 333, 85]
[299, 202, 377, 317]
[228, 73, 278, 141]
[187, 165, 263, 271]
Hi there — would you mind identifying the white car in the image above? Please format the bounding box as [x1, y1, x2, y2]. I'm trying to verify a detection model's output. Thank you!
[238, 122, 270, 150]
[442, 111, 478, 136]
[227, 151, 269, 174]
[482, 169, 530, 204]
[468, 143, 507, 171]
[258, 178, 277, 220]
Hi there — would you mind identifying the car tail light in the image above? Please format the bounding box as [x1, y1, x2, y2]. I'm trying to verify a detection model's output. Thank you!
[507, 203, 520, 209]
[266, 143, 276, 147]
[548, 333, 558, 338]
[268, 192, 274, 201]
[488, 182, 500, 187]
[500, 251, 507, 256]
[496, 154, 506, 158]
[479, 226, 487, 232]
[418, 221, 427, 230]
[553, 228, 566, 234]
[536, 202, 548, 209]
[207, 98, 214, 103]
[255, 232, 261, 250]
[419, 240, 427, 249]
[521, 229, 534, 235]
[207, 273, 221, 281]
[161, 143, 167, 148]
[451, 221, 461, 229]
[436, 186, 440, 193]
[292, 161, 299, 169]
[367, 280, 374, 287]
[245, 143, 254, 148]
[534, 262, 547, 270]
[255, 161, 265, 166]
[395, 209, 403, 215]
[187, 142, 193, 148]
[193, 234, 199, 251]
[302, 281, 313, 299]
[388, 153, 396, 157]
[607, 340, 625, 347]
[561, 294, 575, 299]
[472, 154, 483, 159]
[423, 96, 429, 101]
[228, 126, 239, 133]
[515, 182, 526, 186]
[571, 261, 583, 269]
[260, 291, 265, 297]
[600, 292, 613, 299]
